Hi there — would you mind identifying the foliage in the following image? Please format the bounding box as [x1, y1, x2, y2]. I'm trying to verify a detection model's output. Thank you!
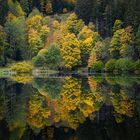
[78, 25, 100, 66]
[94, 39, 110, 62]
[27, 28, 43, 58]
[34, 78, 63, 100]
[11, 74, 33, 84]
[91, 61, 103, 72]
[110, 25, 134, 58]
[44, 43, 62, 69]
[8, 0, 25, 17]
[110, 90, 134, 119]
[113, 20, 123, 32]
[66, 13, 84, 35]
[52, 20, 60, 30]
[60, 33, 81, 69]
[45, 0, 53, 14]
[5, 16, 27, 60]
[134, 60, 140, 74]
[32, 55, 46, 67]
[10, 61, 33, 73]
[88, 50, 96, 68]
[26, 11, 50, 58]
[28, 8, 42, 18]
[115, 58, 134, 73]
[27, 93, 51, 129]
[88, 38, 110, 68]
[33, 43, 62, 69]
[105, 59, 117, 72]
[29, 76, 104, 130]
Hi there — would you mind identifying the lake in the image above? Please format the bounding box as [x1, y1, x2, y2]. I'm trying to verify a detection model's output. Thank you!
[0, 74, 140, 140]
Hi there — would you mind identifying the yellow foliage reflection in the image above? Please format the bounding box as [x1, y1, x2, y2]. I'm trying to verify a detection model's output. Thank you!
[1, 75, 136, 137]
[26, 76, 106, 130]
[110, 90, 134, 121]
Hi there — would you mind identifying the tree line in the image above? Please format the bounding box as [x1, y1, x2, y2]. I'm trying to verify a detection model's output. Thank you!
[75, 0, 140, 37]
[0, 0, 140, 74]
[0, 0, 76, 24]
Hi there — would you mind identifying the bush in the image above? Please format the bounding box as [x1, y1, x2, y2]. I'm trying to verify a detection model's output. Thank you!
[115, 58, 134, 73]
[134, 60, 140, 74]
[10, 61, 33, 73]
[91, 61, 103, 72]
[32, 55, 46, 67]
[105, 59, 117, 72]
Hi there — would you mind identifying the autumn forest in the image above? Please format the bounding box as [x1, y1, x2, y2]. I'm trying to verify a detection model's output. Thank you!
[0, 0, 140, 73]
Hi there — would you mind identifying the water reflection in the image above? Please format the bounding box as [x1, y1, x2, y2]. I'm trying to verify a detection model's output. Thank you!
[0, 74, 140, 140]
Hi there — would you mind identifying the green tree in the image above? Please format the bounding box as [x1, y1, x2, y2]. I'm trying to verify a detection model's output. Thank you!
[32, 55, 46, 67]
[91, 61, 103, 72]
[44, 43, 62, 69]
[105, 59, 117, 72]
[115, 58, 134, 73]
[5, 16, 27, 61]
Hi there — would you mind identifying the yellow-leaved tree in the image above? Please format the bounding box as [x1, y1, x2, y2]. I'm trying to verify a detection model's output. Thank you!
[60, 33, 81, 69]
[110, 20, 134, 58]
[78, 25, 100, 66]
[26, 9, 50, 58]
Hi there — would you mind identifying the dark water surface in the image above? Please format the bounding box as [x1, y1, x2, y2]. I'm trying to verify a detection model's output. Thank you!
[0, 74, 140, 140]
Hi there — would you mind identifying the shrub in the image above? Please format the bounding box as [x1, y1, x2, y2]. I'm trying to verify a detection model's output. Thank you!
[105, 59, 117, 72]
[115, 58, 134, 73]
[32, 55, 46, 67]
[134, 60, 140, 74]
[10, 61, 33, 73]
[91, 61, 103, 72]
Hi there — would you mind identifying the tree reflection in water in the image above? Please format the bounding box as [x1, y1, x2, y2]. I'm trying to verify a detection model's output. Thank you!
[0, 74, 140, 140]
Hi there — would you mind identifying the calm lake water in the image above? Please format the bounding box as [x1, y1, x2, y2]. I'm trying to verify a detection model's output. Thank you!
[0, 74, 140, 140]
